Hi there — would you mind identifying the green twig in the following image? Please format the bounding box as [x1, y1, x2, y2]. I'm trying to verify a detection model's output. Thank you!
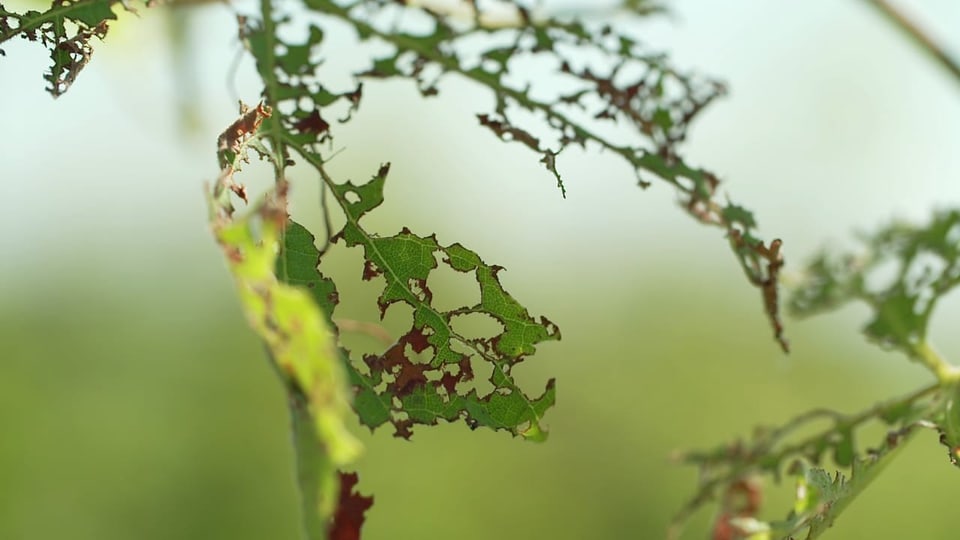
[913, 340, 960, 384]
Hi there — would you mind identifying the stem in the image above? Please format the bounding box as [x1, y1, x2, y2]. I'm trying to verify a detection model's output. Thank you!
[255, 2, 332, 538]
[290, 394, 332, 540]
[860, 0, 960, 86]
[914, 340, 960, 384]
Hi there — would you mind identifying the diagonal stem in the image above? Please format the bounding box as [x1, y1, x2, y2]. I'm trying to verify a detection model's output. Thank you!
[859, 0, 960, 86]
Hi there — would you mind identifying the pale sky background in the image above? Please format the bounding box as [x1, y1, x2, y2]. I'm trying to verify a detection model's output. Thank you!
[1, 0, 958, 328]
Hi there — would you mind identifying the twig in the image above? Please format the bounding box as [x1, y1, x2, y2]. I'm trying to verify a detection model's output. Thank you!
[860, 0, 960, 86]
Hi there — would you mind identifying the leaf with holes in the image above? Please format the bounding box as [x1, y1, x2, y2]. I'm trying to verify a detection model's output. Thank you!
[327, 163, 559, 440]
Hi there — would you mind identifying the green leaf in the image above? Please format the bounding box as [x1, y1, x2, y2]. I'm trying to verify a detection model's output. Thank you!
[277, 220, 339, 323]
[325, 163, 560, 440]
[833, 428, 854, 467]
[241, 16, 361, 159]
[209, 103, 360, 539]
[936, 382, 960, 467]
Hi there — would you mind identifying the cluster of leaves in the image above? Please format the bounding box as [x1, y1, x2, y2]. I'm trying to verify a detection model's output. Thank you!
[0, 0, 147, 96]
[675, 210, 960, 539]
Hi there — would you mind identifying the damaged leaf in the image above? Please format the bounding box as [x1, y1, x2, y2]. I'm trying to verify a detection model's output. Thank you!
[328, 471, 374, 540]
[0, 0, 144, 97]
[319, 162, 560, 440]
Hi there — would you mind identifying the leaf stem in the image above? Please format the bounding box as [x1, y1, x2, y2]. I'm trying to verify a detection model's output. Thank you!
[914, 340, 960, 384]
[859, 0, 960, 86]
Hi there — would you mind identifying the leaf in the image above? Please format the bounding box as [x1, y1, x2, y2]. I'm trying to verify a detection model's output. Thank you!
[935, 382, 960, 467]
[0, 0, 143, 97]
[323, 163, 560, 440]
[241, 15, 362, 162]
[790, 210, 960, 364]
[772, 428, 913, 540]
[277, 220, 339, 323]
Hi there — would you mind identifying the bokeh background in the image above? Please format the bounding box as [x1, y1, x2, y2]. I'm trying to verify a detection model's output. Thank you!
[2, 1, 960, 538]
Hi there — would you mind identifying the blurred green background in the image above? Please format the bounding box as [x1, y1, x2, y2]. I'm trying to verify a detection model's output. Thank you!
[2, 1, 959, 538]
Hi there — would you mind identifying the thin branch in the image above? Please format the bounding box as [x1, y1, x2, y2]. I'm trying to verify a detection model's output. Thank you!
[669, 380, 941, 536]
[860, 0, 960, 86]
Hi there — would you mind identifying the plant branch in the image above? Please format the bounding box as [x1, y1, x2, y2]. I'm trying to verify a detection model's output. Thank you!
[860, 0, 960, 86]
[670, 380, 941, 535]
[312, 0, 789, 352]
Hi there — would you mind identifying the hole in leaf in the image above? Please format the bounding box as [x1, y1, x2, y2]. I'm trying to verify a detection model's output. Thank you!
[426, 253, 481, 312]
[863, 258, 900, 293]
[450, 312, 503, 341]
